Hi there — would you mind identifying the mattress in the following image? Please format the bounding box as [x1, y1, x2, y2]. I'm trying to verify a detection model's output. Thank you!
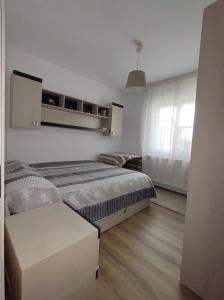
[30, 160, 156, 222]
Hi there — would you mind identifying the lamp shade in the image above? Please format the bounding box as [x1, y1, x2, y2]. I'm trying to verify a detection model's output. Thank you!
[126, 70, 146, 93]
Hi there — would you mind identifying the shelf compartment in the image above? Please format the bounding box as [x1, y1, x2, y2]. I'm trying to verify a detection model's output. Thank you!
[64, 97, 82, 112]
[42, 90, 64, 107]
[98, 105, 110, 118]
[83, 101, 97, 115]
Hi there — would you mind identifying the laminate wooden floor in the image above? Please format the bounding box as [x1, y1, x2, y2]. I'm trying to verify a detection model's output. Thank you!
[96, 203, 200, 300]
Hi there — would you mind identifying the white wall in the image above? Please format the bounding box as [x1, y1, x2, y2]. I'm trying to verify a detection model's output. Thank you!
[5, 46, 124, 163]
[181, 1, 224, 299]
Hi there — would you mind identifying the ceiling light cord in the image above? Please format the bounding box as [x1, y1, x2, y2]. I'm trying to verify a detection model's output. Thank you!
[136, 51, 140, 70]
[135, 40, 143, 70]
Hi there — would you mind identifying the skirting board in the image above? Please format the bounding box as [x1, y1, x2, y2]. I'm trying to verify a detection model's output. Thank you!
[94, 199, 150, 233]
[153, 181, 187, 195]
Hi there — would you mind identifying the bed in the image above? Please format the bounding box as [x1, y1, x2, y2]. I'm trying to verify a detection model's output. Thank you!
[5, 160, 156, 232]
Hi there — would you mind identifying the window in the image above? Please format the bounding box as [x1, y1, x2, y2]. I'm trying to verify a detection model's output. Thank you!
[143, 73, 197, 162]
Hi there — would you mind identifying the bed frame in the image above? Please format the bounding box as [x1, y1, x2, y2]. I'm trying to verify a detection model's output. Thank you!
[94, 198, 150, 233]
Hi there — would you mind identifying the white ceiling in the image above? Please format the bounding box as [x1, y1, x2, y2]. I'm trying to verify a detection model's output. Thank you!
[6, 0, 215, 90]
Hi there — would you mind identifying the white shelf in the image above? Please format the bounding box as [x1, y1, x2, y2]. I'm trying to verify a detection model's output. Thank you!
[41, 103, 111, 120]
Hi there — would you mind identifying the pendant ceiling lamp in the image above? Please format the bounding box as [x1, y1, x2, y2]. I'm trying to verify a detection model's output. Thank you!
[126, 40, 146, 93]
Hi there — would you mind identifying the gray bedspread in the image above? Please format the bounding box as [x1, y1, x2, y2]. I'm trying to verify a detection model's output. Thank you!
[30, 161, 156, 222]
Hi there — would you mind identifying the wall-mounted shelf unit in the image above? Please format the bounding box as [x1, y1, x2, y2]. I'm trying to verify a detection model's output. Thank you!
[10, 70, 124, 136]
[41, 89, 111, 133]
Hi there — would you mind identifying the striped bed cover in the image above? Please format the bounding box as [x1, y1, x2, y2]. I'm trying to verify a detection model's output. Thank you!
[31, 161, 156, 222]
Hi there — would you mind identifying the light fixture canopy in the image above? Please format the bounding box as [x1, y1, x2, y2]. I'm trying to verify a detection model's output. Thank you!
[126, 40, 146, 94]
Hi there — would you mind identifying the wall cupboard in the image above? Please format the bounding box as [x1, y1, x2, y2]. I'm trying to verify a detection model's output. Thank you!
[11, 71, 42, 129]
[110, 103, 123, 137]
[11, 70, 123, 136]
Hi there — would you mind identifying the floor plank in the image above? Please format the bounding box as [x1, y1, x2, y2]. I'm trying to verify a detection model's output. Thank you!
[96, 203, 200, 300]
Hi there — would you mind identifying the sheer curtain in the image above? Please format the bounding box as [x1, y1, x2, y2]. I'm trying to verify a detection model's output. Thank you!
[142, 72, 197, 193]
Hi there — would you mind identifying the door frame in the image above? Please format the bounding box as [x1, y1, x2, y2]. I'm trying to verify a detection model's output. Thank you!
[0, 0, 5, 298]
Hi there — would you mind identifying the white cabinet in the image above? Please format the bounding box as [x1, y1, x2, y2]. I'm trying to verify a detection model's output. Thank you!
[5, 202, 99, 300]
[11, 70, 42, 129]
[110, 102, 123, 137]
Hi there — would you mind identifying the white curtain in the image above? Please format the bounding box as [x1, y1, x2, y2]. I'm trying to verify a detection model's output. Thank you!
[142, 72, 197, 193]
